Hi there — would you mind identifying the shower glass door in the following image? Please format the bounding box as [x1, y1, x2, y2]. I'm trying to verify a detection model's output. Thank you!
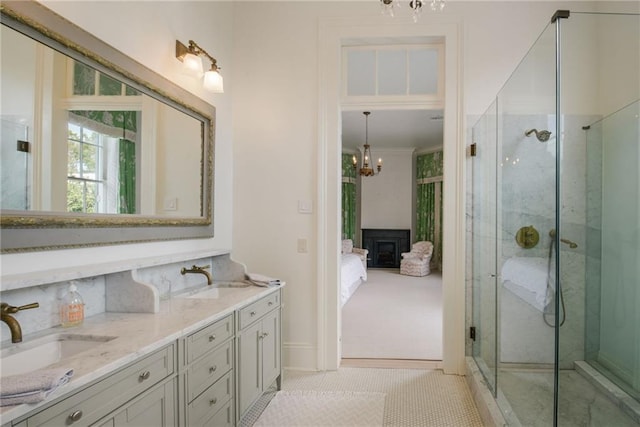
[495, 21, 558, 425]
[471, 100, 498, 395]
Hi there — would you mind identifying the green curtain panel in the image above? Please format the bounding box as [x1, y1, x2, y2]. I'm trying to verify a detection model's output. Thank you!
[416, 182, 436, 242]
[341, 153, 357, 241]
[416, 151, 443, 266]
[69, 110, 138, 141]
[118, 139, 136, 214]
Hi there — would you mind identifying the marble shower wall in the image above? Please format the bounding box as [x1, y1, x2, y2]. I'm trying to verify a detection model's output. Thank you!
[497, 113, 599, 368]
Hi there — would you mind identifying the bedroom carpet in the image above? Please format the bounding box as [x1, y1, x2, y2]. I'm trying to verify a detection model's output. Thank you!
[341, 268, 442, 360]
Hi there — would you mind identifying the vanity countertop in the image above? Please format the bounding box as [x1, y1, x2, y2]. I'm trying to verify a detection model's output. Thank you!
[0, 283, 282, 424]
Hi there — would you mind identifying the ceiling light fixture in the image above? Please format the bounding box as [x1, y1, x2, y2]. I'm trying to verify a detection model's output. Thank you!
[380, 0, 444, 21]
[352, 112, 382, 177]
[175, 39, 224, 93]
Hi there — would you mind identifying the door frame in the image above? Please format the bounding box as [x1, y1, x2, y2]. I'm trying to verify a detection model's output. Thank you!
[317, 14, 466, 374]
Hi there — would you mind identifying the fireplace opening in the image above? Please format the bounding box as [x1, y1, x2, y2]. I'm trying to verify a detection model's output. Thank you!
[376, 241, 396, 267]
[361, 229, 410, 268]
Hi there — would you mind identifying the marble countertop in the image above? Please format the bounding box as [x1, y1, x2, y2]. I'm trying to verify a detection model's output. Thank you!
[0, 283, 282, 424]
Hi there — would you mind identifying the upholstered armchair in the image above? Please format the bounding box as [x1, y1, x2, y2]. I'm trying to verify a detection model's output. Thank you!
[400, 241, 433, 276]
[342, 239, 369, 269]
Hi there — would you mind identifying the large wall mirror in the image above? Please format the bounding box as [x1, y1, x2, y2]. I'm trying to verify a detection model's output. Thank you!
[0, 1, 215, 252]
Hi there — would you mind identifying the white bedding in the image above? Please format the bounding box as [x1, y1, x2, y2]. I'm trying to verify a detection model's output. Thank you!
[340, 254, 367, 307]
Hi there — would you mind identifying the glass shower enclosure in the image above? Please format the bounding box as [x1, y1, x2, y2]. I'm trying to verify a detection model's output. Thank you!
[469, 10, 639, 426]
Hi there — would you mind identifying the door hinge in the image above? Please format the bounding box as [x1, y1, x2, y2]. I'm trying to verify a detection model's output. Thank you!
[17, 140, 30, 153]
[469, 326, 476, 341]
[470, 143, 477, 157]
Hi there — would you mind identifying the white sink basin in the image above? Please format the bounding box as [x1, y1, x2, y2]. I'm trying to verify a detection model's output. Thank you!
[0, 333, 117, 376]
[177, 281, 253, 300]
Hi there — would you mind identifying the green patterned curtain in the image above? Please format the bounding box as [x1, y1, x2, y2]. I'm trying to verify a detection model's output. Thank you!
[416, 151, 443, 266]
[119, 139, 136, 214]
[342, 153, 357, 241]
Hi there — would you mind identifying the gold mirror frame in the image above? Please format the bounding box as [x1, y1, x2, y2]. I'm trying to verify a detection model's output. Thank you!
[0, 1, 215, 252]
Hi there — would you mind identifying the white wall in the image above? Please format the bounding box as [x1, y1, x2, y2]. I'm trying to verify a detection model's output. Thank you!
[360, 149, 413, 230]
[1, 1, 234, 278]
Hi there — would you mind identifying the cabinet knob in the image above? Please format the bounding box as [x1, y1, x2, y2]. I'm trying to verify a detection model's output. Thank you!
[268, 301, 273, 306]
[139, 371, 151, 381]
[209, 334, 216, 342]
[209, 397, 218, 406]
[68, 410, 83, 423]
[263, 332, 269, 338]
[209, 365, 217, 374]
[250, 311, 256, 317]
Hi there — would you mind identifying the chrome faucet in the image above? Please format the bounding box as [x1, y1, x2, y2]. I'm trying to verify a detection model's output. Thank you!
[1, 302, 40, 343]
[181, 264, 212, 285]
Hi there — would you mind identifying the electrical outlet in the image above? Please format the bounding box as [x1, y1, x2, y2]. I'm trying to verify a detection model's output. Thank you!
[163, 197, 177, 211]
[297, 238, 308, 253]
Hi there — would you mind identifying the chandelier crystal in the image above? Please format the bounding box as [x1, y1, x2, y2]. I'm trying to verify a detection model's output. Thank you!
[379, 0, 444, 21]
[353, 112, 382, 177]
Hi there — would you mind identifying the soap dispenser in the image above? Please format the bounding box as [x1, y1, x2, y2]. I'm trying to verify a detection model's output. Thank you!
[60, 281, 85, 327]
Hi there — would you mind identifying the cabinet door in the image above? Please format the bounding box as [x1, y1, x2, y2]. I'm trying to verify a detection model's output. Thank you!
[261, 309, 281, 388]
[237, 320, 262, 416]
[95, 378, 177, 427]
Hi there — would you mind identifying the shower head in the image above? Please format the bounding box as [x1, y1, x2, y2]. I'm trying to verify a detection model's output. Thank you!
[525, 129, 552, 142]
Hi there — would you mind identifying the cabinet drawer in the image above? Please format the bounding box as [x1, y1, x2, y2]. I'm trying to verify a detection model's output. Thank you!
[188, 371, 233, 426]
[185, 314, 233, 364]
[24, 344, 175, 427]
[238, 292, 280, 330]
[187, 340, 233, 402]
[196, 399, 234, 427]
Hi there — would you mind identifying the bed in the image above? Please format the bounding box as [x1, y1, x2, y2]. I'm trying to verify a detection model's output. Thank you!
[340, 253, 367, 307]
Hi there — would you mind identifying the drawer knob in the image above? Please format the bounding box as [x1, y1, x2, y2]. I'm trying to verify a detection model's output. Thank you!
[209, 365, 217, 373]
[268, 301, 273, 306]
[209, 334, 216, 342]
[68, 410, 83, 423]
[209, 397, 218, 406]
[139, 370, 151, 381]
[250, 311, 256, 316]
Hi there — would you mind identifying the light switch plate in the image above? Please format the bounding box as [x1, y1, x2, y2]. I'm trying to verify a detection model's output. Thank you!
[298, 200, 312, 214]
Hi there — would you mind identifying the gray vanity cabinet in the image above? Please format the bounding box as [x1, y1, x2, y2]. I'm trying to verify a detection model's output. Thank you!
[182, 314, 235, 426]
[93, 378, 177, 427]
[11, 344, 176, 427]
[236, 291, 281, 420]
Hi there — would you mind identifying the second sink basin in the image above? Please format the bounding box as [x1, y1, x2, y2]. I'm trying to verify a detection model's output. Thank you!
[0, 333, 117, 376]
[176, 281, 253, 300]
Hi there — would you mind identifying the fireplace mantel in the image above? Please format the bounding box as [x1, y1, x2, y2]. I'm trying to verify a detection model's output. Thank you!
[361, 229, 410, 268]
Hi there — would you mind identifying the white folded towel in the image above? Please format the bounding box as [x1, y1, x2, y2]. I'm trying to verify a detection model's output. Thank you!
[0, 367, 73, 406]
[246, 273, 281, 287]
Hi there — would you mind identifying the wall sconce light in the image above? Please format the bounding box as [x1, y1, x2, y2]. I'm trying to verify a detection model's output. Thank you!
[175, 39, 224, 93]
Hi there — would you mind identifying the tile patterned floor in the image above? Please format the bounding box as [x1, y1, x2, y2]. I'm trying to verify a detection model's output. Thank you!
[243, 367, 484, 426]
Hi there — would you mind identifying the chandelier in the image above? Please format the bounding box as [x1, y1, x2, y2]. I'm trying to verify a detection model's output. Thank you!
[380, 0, 445, 22]
[352, 112, 382, 177]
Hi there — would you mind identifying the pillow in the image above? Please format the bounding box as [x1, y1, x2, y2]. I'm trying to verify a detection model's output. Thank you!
[341, 239, 353, 254]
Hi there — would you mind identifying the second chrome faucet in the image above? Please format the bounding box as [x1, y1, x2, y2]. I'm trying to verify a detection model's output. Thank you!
[181, 264, 212, 285]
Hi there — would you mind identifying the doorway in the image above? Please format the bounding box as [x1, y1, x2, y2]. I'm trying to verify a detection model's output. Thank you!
[317, 16, 464, 374]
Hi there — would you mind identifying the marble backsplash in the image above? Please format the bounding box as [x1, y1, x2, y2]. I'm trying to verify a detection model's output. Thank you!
[0, 253, 246, 342]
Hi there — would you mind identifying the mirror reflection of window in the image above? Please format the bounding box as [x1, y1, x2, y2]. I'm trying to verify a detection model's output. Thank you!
[72, 61, 140, 97]
[67, 111, 139, 214]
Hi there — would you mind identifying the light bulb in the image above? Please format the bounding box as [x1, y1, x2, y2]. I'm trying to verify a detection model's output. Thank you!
[182, 52, 203, 75]
[203, 69, 224, 93]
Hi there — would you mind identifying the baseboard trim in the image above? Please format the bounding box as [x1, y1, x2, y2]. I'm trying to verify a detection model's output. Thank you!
[341, 358, 443, 370]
